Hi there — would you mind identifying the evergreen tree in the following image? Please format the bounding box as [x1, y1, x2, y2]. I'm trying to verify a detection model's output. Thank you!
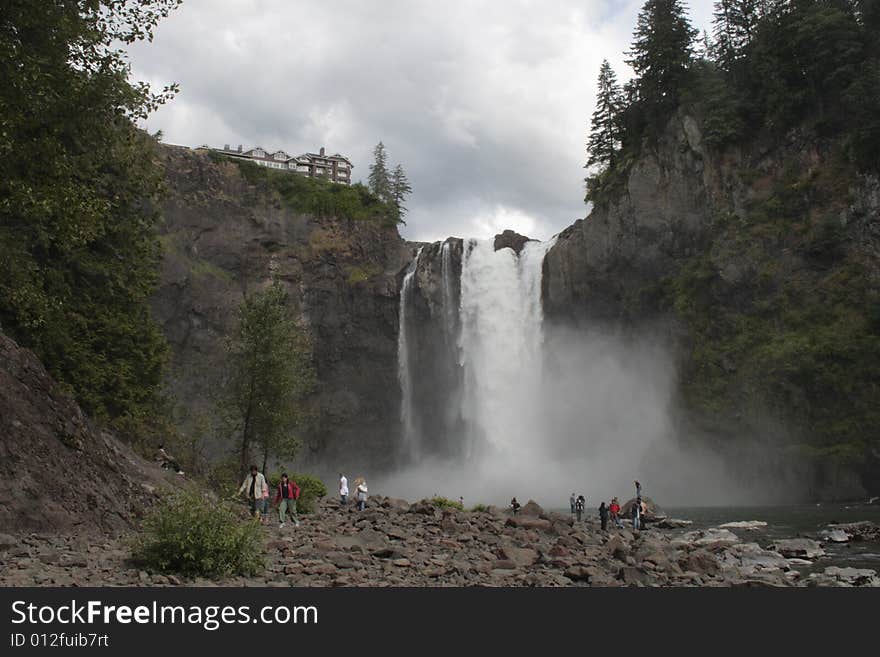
[0, 1, 180, 425]
[389, 164, 413, 221]
[712, 0, 763, 70]
[368, 141, 390, 202]
[224, 281, 315, 475]
[587, 60, 624, 170]
[626, 0, 698, 126]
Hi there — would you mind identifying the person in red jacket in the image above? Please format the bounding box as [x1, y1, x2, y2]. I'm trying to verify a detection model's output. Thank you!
[609, 497, 623, 529]
[274, 473, 301, 528]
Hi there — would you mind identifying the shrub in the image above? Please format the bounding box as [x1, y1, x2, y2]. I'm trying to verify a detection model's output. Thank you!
[469, 504, 490, 513]
[282, 473, 327, 514]
[428, 496, 464, 511]
[131, 490, 263, 578]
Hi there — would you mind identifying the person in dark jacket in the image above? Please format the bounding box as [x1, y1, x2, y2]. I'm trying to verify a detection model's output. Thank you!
[599, 501, 609, 530]
[631, 496, 641, 531]
[575, 495, 585, 522]
[510, 497, 521, 515]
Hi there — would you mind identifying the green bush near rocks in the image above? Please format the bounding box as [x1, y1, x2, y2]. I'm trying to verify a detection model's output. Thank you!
[131, 490, 263, 578]
[267, 473, 327, 514]
[428, 496, 464, 511]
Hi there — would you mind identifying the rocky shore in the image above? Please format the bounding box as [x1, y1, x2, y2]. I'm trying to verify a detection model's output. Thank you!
[1, 497, 878, 587]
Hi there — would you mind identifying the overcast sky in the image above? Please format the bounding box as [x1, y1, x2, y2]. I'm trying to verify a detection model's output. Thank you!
[127, 0, 712, 243]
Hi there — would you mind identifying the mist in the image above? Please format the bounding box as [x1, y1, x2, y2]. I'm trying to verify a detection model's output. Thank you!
[377, 322, 756, 508]
[373, 238, 768, 509]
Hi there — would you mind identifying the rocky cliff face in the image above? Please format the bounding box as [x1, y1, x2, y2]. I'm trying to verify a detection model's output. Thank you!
[0, 332, 168, 534]
[544, 111, 880, 499]
[152, 146, 413, 471]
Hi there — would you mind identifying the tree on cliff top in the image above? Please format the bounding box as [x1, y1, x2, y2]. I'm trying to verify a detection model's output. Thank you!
[390, 164, 413, 222]
[0, 1, 180, 427]
[223, 280, 315, 475]
[626, 0, 698, 129]
[587, 60, 624, 171]
[368, 141, 390, 202]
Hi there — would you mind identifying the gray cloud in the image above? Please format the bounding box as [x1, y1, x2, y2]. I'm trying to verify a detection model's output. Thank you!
[128, 0, 712, 242]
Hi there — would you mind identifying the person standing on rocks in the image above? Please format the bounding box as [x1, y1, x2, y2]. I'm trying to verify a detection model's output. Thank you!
[356, 480, 369, 511]
[632, 496, 641, 531]
[610, 497, 623, 528]
[238, 465, 269, 521]
[275, 473, 301, 529]
[599, 501, 609, 531]
[570, 493, 576, 515]
[339, 473, 348, 505]
[510, 497, 521, 515]
[575, 495, 585, 522]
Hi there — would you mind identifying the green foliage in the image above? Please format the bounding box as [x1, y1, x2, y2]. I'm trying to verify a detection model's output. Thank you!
[0, 1, 180, 425]
[208, 455, 242, 499]
[287, 473, 327, 514]
[664, 159, 880, 461]
[229, 157, 398, 225]
[587, 60, 624, 171]
[626, 0, 698, 128]
[131, 490, 264, 578]
[368, 141, 391, 202]
[266, 472, 325, 513]
[469, 504, 490, 513]
[428, 496, 464, 511]
[344, 264, 381, 285]
[389, 164, 413, 222]
[223, 280, 316, 473]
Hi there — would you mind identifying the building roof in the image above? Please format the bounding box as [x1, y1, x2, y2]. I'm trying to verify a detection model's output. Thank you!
[209, 144, 352, 168]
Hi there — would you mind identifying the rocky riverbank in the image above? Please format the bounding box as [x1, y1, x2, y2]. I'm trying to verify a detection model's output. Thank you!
[2, 497, 877, 587]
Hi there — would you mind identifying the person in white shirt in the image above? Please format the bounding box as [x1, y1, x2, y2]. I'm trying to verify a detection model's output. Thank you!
[356, 481, 368, 511]
[339, 473, 349, 505]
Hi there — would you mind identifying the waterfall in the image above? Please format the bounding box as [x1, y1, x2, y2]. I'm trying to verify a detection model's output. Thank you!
[398, 248, 422, 457]
[440, 239, 457, 349]
[457, 238, 556, 458]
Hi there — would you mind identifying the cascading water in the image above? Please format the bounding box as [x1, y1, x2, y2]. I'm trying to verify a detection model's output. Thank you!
[458, 238, 556, 459]
[440, 239, 458, 349]
[388, 233, 738, 506]
[397, 247, 422, 457]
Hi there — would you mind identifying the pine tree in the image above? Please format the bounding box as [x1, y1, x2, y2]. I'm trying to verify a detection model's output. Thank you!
[0, 0, 181, 425]
[712, 0, 763, 70]
[626, 0, 699, 124]
[224, 280, 315, 475]
[587, 60, 624, 170]
[389, 164, 413, 220]
[368, 141, 390, 202]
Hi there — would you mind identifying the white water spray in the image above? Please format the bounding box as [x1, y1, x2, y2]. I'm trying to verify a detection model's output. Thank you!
[458, 238, 555, 458]
[397, 248, 422, 457]
[440, 239, 457, 349]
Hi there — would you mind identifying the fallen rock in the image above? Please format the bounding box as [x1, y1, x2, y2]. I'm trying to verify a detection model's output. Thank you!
[654, 518, 692, 529]
[717, 521, 768, 530]
[771, 539, 825, 559]
[605, 535, 630, 560]
[676, 528, 740, 547]
[820, 529, 850, 543]
[499, 546, 539, 567]
[519, 500, 544, 517]
[807, 567, 880, 587]
[506, 516, 552, 532]
[680, 550, 719, 576]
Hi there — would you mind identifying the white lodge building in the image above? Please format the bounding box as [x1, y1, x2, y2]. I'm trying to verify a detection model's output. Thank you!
[205, 144, 353, 185]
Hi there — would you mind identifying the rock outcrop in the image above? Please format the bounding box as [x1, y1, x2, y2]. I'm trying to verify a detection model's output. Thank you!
[152, 146, 413, 470]
[543, 110, 880, 499]
[0, 332, 174, 534]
